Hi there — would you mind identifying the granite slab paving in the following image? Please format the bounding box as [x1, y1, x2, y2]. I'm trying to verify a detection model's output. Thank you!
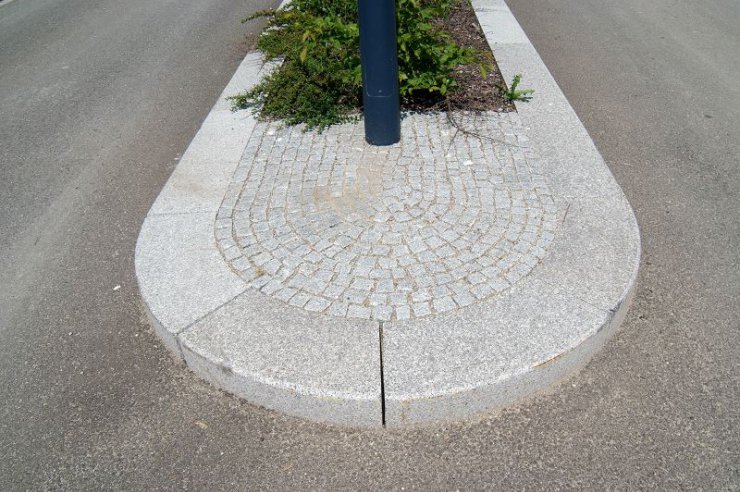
[135, 0, 640, 427]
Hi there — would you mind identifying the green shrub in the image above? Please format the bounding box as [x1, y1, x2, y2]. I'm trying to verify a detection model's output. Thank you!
[230, 0, 487, 130]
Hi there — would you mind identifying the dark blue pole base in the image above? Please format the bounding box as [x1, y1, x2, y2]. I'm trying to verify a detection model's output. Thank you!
[358, 0, 401, 146]
[363, 95, 401, 146]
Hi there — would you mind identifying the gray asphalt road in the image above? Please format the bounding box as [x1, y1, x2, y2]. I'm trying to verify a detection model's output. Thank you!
[1, 0, 738, 489]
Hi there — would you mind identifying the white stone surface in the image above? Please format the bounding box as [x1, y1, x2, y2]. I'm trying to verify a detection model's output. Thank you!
[180, 289, 381, 427]
[135, 0, 640, 428]
[135, 212, 248, 336]
[382, 275, 612, 426]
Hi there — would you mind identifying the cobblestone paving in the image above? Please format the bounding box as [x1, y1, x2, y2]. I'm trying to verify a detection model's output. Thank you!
[216, 112, 559, 321]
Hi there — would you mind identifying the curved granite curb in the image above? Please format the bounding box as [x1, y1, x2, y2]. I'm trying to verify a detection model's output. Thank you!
[381, 0, 641, 426]
[135, 0, 640, 428]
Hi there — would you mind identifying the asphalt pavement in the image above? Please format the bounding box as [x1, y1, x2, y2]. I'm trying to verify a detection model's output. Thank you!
[1, 0, 738, 488]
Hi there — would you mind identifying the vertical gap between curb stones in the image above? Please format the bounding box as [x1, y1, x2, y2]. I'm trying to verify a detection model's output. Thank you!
[378, 321, 386, 427]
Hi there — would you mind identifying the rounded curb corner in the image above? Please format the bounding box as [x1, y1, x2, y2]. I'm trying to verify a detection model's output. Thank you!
[134, 0, 642, 429]
[383, 279, 639, 427]
[178, 333, 385, 429]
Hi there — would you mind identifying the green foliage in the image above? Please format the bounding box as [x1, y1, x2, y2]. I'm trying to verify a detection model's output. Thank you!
[395, 0, 479, 97]
[499, 73, 534, 102]
[229, 2, 361, 129]
[229, 0, 488, 130]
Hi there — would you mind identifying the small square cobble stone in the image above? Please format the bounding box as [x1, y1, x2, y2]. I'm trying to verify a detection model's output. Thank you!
[394, 305, 412, 321]
[389, 293, 409, 306]
[350, 277, 374, 292]
[323, 283, 346, 299]
[347, 304, 372, 319]
[376, 279, 394, 294]
[327, 301, 348, 317]
[453, 292, 475, 308]
[372, 305, 393, 321]
[274, 287, 298, 303]
[412, 301, 431, 318]
[433, 296, 457, 313]
[289, 292, 312, 308]
[304, 296, 331, 312]
[261, 278, 284, 295]
[343, 289, 368, 304]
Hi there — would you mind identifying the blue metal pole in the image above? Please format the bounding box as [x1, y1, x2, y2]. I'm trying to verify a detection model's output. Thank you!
[358, 0, 401, 146]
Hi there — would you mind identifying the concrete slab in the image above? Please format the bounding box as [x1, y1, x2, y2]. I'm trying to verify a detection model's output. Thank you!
[534, 195, 640, 311]
[135, 212, 248, 337]
[382, 276, 612, 426]
[473, 0, 530, 45]
[179, 290, 381, 427]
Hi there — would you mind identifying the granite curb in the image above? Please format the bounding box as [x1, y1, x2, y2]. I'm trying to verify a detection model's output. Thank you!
[135, 0, 640, 427]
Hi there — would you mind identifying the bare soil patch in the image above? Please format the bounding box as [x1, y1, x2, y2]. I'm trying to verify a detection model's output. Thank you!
[444, 0, 515, 112]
